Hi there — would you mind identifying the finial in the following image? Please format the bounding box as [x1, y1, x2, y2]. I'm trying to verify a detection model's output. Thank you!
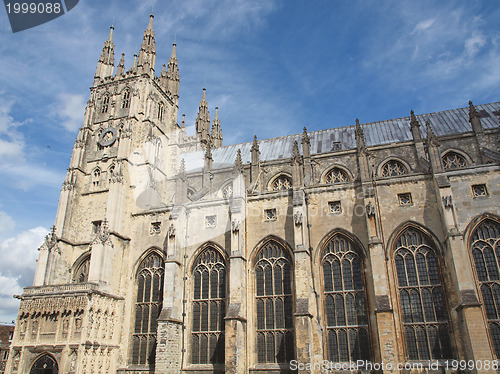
[469, 100, 479, 120]
[235, 149, 243, 171]
[215, 107, 219, 119]
[202, 87, 206, 101]
[356, 118, 360, 127]
[171, 43, 177, 58]
[410, 110, 420, 128]
[147, 13, 154, 30]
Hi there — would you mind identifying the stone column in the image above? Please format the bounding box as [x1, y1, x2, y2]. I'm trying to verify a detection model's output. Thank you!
[225, 173, 248, 374]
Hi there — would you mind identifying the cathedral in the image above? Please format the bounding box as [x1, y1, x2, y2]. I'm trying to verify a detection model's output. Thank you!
[6, 15, 500, 374]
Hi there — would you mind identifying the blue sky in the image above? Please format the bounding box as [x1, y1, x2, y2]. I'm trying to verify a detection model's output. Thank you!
[0, 0, 499, 321]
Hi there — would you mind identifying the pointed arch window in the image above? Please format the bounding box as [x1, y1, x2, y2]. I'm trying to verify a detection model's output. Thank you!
[321, 233, 370, 362]
[394, 227, 452, 360]
[132, 252, 164, 367]
[255, 240, 295, 363]
[158, 103, 164, 122]
[325, 167, 349, 184]
[470, 219, 500, 357]
[272, 175, 292, 191]
[101, 95, 110, 113]
[122, 89, 131, 109]
[74, 256, 90, 283]
[381, 160, 407, 177]
[442, 151, 467, 170]
[191, 247, 226, 365]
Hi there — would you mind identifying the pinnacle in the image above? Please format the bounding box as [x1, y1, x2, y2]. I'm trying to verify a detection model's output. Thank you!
[147, 14, 154, 30]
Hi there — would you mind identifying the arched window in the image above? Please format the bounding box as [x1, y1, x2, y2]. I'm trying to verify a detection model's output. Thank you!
[325, 167, 349, 184]
[108, 165, 115, 184]
[132, 252, 164, 367]
[381, 160, 407, 177]
[393, 227, 452, 360]
[321, 233, 370, 362]
[101, 95, 110, 113]
[92, 168, 101, 187]
[122, 89, 131, 109]
[158, 103, 164, 122]
[254, 240, 294, 363]
[442, 151, 467, 170]
[272, 175, 292, 191]
[191, 247, 226, 365]
[74, 256, 90, 283]
[29, 354, 58, 374]
[470, 218, 500, 357]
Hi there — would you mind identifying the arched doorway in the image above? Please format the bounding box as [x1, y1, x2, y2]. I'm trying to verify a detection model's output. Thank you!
[30, 354, 58, 374]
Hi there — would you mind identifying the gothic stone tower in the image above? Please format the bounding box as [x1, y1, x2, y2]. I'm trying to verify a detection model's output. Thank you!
[5, 15, 187, 374]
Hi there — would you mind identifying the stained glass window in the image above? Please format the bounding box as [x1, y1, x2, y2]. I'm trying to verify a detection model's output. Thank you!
[394, 228, 452, 360]
[255, 240, 294, 363]
[191, 247, 226, 364]
[470, 219, 500, 357]
[322, 234, 370, 362]
[442, 152, 467, 170]
[132, 253, 164, 367]
[381, 160, 407, 177]
[325, 168, 349, 184]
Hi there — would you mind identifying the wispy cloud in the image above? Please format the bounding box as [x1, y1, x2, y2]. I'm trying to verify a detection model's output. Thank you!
[52, 93, 87, 132]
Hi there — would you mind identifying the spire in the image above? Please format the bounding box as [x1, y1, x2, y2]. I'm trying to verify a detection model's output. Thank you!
[469, 100, 483, 134]
[195, 88, 210, 145]
[138, 14, 156, 74]
[251, 135, 260, 164]
[94, 25, 115, 81]
[116, 53, 125, 76]
[291, 141, 302, 165]
[210, 107, 223, 147]
[355, 118, 366, 153]
[410, 110, 422, 141]
[302, 126, 310, 158]
[235, 149, 243, 172]
[425, 121, 439, 147]
[165, 43, 180, 99]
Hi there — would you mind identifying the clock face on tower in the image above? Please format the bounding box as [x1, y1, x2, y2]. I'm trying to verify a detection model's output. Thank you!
[98, 126, 118, 147]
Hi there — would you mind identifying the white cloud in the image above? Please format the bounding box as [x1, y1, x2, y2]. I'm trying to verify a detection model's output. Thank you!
[0, 226, 46, 322]
[54, 93, 87, 132]
[465, 32, 486, 57]
[412, 18, 435, 34]
[0, 98, 25, 161]
[0, 211, 15, 242]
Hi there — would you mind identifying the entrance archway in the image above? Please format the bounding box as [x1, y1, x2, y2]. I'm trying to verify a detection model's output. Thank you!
[29, 354, 58, 374]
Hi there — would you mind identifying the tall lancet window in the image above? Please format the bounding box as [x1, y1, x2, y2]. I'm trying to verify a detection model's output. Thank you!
[255, 240, 294, 363]
[122, 89, 131, 109]
[394, 227, 453, 360]
[132, 252, 164, 367]
[469, 218, 500, 357]
[74, 256, 90, 283]
[191, 247, 226, 365]
[321, 233, 370, 362]
[101, 94, 110, 113]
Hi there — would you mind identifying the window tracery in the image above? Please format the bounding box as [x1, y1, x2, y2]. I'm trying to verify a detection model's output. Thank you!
[322, 234, 370, 362]
[381, 160, 407, 177]
[254, 240, 294, 363]
[272, 175, 292, 191]
[442, 151, 467, 170]
[470, 219, 500, 357]
[191, 247, 226, 364]
[74, 257, 90, 283]
[132, 252, 164, 367]
[393, 228, 452, 360]
[325, 167, 349, 184]
[92, 168, 101, 187]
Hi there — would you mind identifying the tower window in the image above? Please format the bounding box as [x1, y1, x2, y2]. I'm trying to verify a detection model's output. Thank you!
[92, 168, 101, 187]
[74, 256, 90, 283]
[255, 240, 294, 363]
[191, 247, 226, 364]
[122, 89, 131, 109]
[92, 220, 102, 234]
[101, 95, 110, 113]
[158, 103, 164, 122]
